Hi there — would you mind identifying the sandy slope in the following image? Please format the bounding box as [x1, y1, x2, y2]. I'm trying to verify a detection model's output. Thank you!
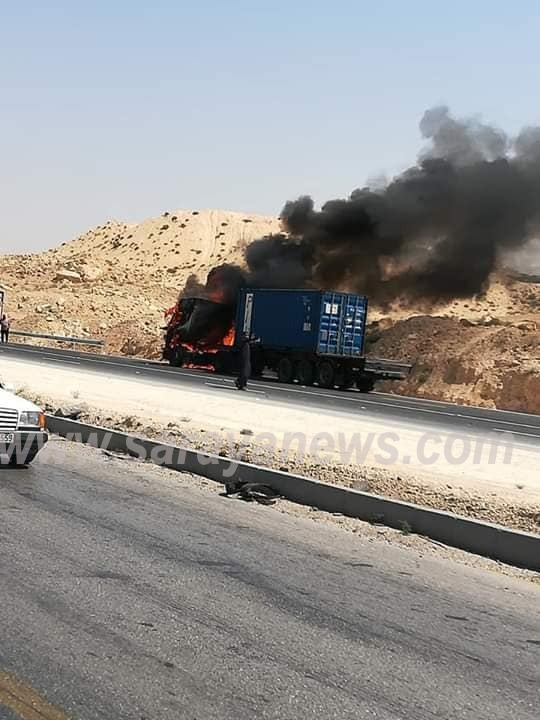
[0, 209, 280, 357]
[49, 208, 279, 276]
[0, 207, 539, 412]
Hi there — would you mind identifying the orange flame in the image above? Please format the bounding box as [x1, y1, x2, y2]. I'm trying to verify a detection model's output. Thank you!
[164, 302, 235, 370]
[222, 325, 236, 347]
[184, 363, 216, 372]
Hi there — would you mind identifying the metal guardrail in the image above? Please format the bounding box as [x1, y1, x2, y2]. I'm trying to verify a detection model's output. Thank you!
[364, 357, 414, 379]
[9, 330, 104, 348]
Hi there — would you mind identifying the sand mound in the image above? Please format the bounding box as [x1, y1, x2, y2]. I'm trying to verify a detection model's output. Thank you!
[48, 209, 280, 280]
[369, 311, 540, 412]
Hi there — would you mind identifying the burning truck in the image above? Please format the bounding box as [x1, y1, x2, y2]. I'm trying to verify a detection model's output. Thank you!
[162, 282, 410, 391]
[162, 106, 540, 389]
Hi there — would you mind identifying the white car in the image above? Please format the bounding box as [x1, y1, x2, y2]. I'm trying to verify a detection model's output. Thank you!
[0, 382, 48, 467]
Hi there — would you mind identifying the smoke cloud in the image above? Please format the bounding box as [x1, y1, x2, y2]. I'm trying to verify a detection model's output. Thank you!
[240, 106, 540, 304]
[179, 107, 540, 321]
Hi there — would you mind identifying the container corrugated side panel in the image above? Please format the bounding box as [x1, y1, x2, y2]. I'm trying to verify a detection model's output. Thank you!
[342, 292, 368, 356]
[317, 291, 367, 357]
[317, 291, 342, 355]
[236, 288, 322, 351]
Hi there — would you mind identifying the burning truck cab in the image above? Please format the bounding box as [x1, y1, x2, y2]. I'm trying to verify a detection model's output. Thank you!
[163, 296, 237, 371]
[162, 287, 411, 391]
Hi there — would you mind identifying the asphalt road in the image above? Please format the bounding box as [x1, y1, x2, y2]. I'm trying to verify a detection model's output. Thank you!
[0, 443, 538, 720]
[1, 343, 539, 443]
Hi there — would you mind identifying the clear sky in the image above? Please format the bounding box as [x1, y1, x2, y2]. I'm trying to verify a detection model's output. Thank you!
[1, 0, 539, 252]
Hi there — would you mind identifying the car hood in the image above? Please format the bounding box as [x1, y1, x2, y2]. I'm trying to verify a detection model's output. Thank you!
[0, 388, 41, 413]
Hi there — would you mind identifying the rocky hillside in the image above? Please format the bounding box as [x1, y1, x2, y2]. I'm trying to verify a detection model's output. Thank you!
[364, 274, 539, 413]
[369, 312, 540, 413]
[0, 208, 539, 413]
[0, 209, 280, 356]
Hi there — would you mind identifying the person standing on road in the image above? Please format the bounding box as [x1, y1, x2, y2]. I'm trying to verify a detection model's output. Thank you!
[0, 314, 11, 343]
[235, 332, 251, 390]
[235, 332, 260, 390]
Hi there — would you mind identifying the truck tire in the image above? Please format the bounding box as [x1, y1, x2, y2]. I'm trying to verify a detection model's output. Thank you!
[336, 367, 354, 390]
[277, 357, 294, 384]
[317, 360, 335, 389]
[296, 359, 315, 386]
[169, 348, 184, 368]
[356, 377, 375, 392]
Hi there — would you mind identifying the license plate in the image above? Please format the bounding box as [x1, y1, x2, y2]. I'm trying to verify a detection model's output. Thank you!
[0, 433, 14, 443]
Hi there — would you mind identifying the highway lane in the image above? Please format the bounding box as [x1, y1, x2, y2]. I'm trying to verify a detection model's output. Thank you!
[1, 342, 539, 443]
[0, 443, 539, 720]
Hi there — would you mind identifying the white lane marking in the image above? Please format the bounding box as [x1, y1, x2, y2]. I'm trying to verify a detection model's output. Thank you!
[372, 390, 539, 417]
[491, 428, 540, 440]
[5, 348, 206, 378]
[5, 348, 540, 433]
[40, 358, 81, 365]
[248, 382, 540, 430]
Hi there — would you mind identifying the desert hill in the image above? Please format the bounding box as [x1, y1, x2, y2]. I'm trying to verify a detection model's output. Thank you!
[0, 209, 281, 356]
[48, 209, 280, 278]
[0, 208, 538, 412]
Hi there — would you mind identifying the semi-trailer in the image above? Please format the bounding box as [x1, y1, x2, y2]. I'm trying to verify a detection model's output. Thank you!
[163, 288, 410, 391]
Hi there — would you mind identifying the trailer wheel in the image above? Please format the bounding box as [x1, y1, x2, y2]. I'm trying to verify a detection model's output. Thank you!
[277, 357, 294, 384]
[296, 359, 314, 386]
[336, 368, 354, 390]
[317, 360, 335, 389]
[356, 377, 375, 392]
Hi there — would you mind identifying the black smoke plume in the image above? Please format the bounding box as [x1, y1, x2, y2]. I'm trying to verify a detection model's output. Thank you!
[176, 106, 540, 344]
[245, 106, 540, 303]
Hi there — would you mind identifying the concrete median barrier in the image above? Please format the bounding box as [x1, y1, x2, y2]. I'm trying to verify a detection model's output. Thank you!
[46, 415, 540, 572]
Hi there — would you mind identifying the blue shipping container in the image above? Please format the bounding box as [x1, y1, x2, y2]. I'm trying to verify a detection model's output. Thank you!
[235, 289, 368, 357]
